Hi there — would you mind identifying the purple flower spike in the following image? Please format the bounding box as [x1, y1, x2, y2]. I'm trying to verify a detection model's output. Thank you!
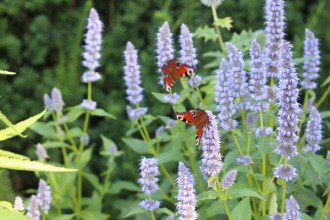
[36, 143, 49, 161]
[26, 195, 40, 220]
[276, 41, 300, 152]
[138, 157, 159, 195]
[274, 164, 297, 182]
[265, 0, 285, 78]
[177, 162, 198, 220]
[201, 110, 223, 187]
[249, 39, 269, 112]
[139, 199, 160, 211]
[306, 106, 322, 153]
[123, 42, 144, 105]
[164, 93, 180, 104]
[301, 29, 320, 90]
[283, 196, 300, 220]
[271, 213, 282, 220]
[51, 87, 65, 113]
[82, 8, 103, 83]
[126, 106, 147, 121]
[236, 155, 253, 165]
[37, 179, 51, 212]
[189, 75, 202, 88]
[179, 23, 198, 68]
[14, 196, 24, 211]
[226, 43, 249, 110]
[80, 99, 97, 110]
[222, 169, 238, 190]
[156, 22, 174, 72]
[215, 59, 237, 131]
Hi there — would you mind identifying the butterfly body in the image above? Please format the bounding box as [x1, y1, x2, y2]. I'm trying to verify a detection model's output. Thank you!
[175, 109, 209, 145]
[162, 59, 194, 92]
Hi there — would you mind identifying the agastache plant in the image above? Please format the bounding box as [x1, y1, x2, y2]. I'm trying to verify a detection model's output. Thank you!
[36, 179, 51, 213]
[26, 195, 40, 220]
[274, 41, 299, 181]
[176, 162, 197, 220]
[283, 196, 300, 220]
[221, 169, 237, 190]
[215, 59, 237, 131]
[156, 21, 174, 73]
[265, 0, 285, 78]
[80, 8, 103, 110]
[123, 42, 147, 120]
[306, 106, 322, 153]
[301, 29, 320, 90]
[200, 110, 223, 187]
[138, 157, 161, 211]
[226, 42, 249, 110]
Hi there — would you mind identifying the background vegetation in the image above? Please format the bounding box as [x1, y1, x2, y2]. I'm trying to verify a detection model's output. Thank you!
[0, 0, 329, 219]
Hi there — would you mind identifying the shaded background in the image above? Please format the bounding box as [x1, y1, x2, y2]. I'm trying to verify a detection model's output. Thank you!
[0, 0, 329, 217]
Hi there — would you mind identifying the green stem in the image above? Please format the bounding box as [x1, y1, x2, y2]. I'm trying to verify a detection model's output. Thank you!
[292, 161, 310, 195]
[211, 5, 226, 54]
[231, 131, 243, 156]
[320, 191, 330, 220]
[281, 181, 287, 214]
[316, 84, 330, 108]
[215, 177, 232, 220]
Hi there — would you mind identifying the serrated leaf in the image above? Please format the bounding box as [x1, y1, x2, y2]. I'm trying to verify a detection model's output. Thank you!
[228, 184, 264, 200]
[195, 26, 217, 42]
[231, 197, 252, 220]
[0, 112, 26, 139]
[0, 149, 29, 160]
[124, 207, 145, 218]
[307, 153, 330, 174]
[214, 17, 233, 30]
[0, 156, 76, 172]
[0, 201, 13, 210]
[0, 207, 30, 220]
[123, 138, 151, 154]
[0, 109, 46, 141]
[109, 181, 140, 195]
[0, 70, 15, 75]
[198, 190, 217, 201]
[229, 30, 254, 52]
[90, 108, 116, 119]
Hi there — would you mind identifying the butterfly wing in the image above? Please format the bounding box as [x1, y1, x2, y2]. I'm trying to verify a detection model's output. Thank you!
[175, 109, 209, 145]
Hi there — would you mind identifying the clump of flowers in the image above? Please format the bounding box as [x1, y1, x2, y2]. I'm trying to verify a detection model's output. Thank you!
[283, 196, 300, 220]
[221, 169, 238, 190]
[306, 106, 322, 153]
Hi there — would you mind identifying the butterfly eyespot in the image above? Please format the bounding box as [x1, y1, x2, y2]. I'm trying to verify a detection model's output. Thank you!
[176, 115, 184, 120]
[202, 124, 208, 132]
[189, 110, 197, 118]
[176, 60, 182, 69]
[186, 69, 194, 76]
[165, 84, 172, 92]
[195, 137, 200, 145]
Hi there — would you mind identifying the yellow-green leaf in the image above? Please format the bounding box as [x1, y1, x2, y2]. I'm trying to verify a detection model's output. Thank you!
[0, 109, 46, 141]
[0, 70, 16, 75]
[0, 206, 30, 220]
[195, 26, 218, 42]
[214, 17, 233, 30]
[0, 156, 77, 172]
[0, 149, 29, 160]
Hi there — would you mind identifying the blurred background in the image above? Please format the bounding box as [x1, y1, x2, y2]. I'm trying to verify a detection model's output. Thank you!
[0, 0, 329, 217]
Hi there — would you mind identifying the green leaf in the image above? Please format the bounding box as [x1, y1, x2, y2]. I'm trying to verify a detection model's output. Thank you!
[124, 207, 145, 218]
[0, 70, 15, 75]
[228, 184, 264, 200]
[197, 190, 217, 201]
[229, 30, 254, 52]
[43, 141, 70, 149]
[0, 156, 77, 172]
[231, 197, 252, 220]
[52, 214, 76, 220]
[0, 112, 26, 139]
[320, 111, 330, 119]
[195, 26, 217, 42]
[80, 148, 93, 168]
[0, 109, 46, 141]
[268, 193, 278, 216]
[83, 172, 101, 193]
[109, 181, 140, 195]
[90, 108, 116, 119]
[293, 57, 306, 65]
[122, 138, 151, 154]
[66, 107, 85, 122]
[321, 74, 330, 87]
[0, 206, 30, 220]
[307, 153, 330, 174]
[156, 148, 181, 164]
[300, 213, 314, 220]
[157, 207, 175, 215]
[0, 201, 13, 210]
[29, 122, 55, 139]
[0, 149, 29, 160]
[214, 17, 233, 30]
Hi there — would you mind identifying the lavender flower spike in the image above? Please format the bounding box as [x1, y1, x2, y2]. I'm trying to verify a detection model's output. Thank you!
[13, 196, 24, 211]
[51, 87, 65, 113]
[222, 169, 238, 190]
[82, 8, 103, 83]
[274, 164, 297, 182]
[283, 196, 300, 220]
[26, 195, 40, 220]
[301, 29, 320, 90]
[249, 39, 269, 112]
[156, 22, 174, 73]
[201, 110, 223, 188]
[275, 41, 300, 158]
[265, 0, 285, 78]
[37, 179, 51, 212]
[164, 93, 180, 104]
[126, 105, 148, 121]
[80, 99, 97, 110]
[177, 162, 197, 220]
[124, 42, 144, 105]
[215, 59, 237, 131]
[179, 23, 198, 68]
[306, 106, 322, 153]
[36, 143, 49, 161]
[226, 43, 249, 110]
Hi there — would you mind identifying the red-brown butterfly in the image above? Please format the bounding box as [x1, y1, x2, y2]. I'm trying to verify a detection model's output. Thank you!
[162, 59, 195, 92]
[175, 109, 209, 145]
